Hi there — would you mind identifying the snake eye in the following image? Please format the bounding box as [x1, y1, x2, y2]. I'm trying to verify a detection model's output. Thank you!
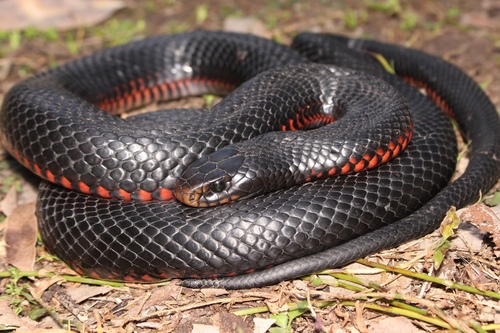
[209, 180, 226, 193]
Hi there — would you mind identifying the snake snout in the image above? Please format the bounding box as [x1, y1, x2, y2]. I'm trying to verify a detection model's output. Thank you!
[173, 148, 246, 207]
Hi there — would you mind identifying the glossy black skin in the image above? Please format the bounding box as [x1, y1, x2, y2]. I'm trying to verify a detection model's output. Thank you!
[2, 31, 499, 289]
[173, 64, 412, 207]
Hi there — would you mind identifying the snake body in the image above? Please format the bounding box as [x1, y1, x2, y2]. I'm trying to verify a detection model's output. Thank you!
[1, 31, 499, 289]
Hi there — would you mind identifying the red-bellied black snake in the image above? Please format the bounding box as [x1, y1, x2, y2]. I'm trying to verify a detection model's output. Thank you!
[1, 31, 499, 289]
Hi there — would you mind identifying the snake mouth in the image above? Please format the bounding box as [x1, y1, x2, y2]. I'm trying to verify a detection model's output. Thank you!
[173, 184, 204, 207]
[173, 148, 246, 207]
[173, 173, 237, 208]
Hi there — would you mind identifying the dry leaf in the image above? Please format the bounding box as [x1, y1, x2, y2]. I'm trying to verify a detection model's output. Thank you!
[219, 312, 252, 333]
[329, 326, 348, 333]
[16, 328, 75, 333]
[452, 222, 485, 252]
[0, 185, 18, 216]
[354, 301, 368, 333]
[291, 279, 309, 291]
[199, 288, 229, 298]
[461, 11, 500, 29]
[368, 317, 422, 333]
[192, 324, 220, 333]
[436, 256, 458, 281]
[5, 202, 37, 271]
[253, 318, 276, 333]
[136, 322, 163, 329]
[66, 285, 112, 303]
[264, 292, 285, 315]
[0, 0, 125, 30]
[29, 275, 65, 300]
[18, 181, 39, 206]
[0, 299, 38, 329]
[479, 301, 497, 322]
[458, 204, 500, 250]
[491, 204, 500, 219]
[223, 17, 271, 39]
[334, 304, 351, 327]
[143, 283, 182, 308]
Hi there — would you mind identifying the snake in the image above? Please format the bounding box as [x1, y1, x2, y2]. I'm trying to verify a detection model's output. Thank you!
[1, 31, 499, 289]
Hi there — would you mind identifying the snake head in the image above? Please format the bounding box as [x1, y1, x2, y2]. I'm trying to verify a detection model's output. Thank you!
[174, 147, 254, 207]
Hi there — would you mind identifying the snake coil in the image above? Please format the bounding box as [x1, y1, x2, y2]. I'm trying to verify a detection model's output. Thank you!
[1, 31, 499, 289]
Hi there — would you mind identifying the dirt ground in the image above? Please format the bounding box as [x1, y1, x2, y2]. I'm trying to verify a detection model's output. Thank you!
[0, 0, 500, 332]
